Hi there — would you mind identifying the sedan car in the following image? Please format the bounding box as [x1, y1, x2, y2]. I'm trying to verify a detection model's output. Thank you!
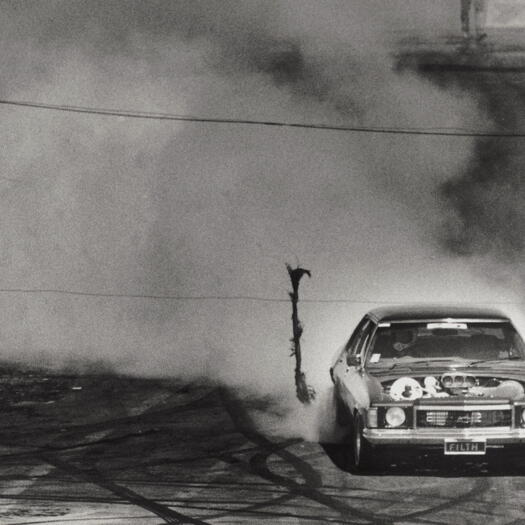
[330, 305, 525, 471]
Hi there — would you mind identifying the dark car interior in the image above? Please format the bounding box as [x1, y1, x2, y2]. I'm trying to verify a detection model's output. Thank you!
[369, 330, 508, 361]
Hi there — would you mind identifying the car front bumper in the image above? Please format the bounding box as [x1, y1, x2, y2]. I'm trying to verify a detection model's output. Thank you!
[363, 427, 525, 447]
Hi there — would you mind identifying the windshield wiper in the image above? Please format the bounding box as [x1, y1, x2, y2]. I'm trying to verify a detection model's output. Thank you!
[384, 358, 467, 370]
[467, 356, 524, 366]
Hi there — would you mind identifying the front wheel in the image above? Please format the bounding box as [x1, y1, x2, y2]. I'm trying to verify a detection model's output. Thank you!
[335, 392, 350, 426]
[344, 413, 376, 472]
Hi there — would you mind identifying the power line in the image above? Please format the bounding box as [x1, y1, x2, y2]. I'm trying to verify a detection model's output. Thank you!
[0, 288, 286, 302]
[0, 287, 520, 305]
[0, 98, 523, 138]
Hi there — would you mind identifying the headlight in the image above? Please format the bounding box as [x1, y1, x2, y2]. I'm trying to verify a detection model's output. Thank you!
[385, 406, 406, 427]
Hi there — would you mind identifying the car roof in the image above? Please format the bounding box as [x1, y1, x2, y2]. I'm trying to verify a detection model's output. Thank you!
[367, 305, 510, 323]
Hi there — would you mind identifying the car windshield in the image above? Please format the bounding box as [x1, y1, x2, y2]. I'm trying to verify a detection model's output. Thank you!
[365, 321, 525, 367]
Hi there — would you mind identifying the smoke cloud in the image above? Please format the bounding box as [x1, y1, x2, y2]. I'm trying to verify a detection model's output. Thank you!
[440, 75, 525, 277]
[0, 1, 519, 438]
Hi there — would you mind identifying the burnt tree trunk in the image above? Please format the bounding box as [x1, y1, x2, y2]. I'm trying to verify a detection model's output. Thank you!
[286, 264, 315, 404]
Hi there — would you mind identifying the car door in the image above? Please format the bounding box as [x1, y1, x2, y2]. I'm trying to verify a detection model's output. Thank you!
[333, 317, 376, 414]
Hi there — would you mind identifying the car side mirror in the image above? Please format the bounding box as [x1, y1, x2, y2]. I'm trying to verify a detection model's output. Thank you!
[346, 354, 361, 367]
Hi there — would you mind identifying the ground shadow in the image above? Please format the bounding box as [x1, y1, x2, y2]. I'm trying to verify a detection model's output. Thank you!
[322, 442, 525, 477]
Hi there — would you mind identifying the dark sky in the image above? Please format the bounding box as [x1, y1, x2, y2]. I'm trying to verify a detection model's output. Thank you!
[0, 1, 520, 401]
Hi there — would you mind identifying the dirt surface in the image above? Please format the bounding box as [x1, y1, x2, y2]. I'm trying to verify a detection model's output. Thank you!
[0, 366, 524, 524]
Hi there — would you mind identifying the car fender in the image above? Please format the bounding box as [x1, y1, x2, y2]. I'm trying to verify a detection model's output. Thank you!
[337, 366, 371, 414]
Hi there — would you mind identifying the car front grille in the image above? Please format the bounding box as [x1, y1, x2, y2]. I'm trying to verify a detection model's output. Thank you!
[416, 409, 511, 428]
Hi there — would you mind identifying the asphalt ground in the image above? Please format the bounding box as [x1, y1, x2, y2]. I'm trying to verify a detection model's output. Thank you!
[0, 369, 525, 524]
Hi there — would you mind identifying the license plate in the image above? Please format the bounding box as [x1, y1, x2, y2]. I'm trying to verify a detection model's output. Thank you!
[444, 439, 486, 455]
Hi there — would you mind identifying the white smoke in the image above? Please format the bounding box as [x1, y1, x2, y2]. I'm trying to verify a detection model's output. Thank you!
[0, 1, 519, 440]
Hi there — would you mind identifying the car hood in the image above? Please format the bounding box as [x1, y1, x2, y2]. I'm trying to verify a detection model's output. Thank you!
[368, 362, 525, 383]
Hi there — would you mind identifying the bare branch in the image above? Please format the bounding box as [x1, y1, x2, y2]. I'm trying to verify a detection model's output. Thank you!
[286, 264, 315, 404]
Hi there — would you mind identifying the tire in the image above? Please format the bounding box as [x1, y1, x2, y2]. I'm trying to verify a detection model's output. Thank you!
[335, 393, 350, 427]
[343, 413, 376, 473]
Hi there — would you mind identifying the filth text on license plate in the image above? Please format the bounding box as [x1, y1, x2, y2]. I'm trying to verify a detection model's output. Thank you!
[444, 439, 486, 455]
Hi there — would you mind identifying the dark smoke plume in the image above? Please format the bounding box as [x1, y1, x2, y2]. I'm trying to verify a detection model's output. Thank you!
[440, 75, 525, 266]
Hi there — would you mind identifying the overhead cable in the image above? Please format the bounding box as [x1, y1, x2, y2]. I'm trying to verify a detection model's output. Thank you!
[0, 98, 522, 138]
[0, 287, 519, 305]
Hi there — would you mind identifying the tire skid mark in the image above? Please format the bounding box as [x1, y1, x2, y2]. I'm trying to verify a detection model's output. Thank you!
[2, 386, 252, 523]
[27, 392, 221, 525]
[216, 453, 304, 521]
[2, 383, 508, 524]
[202, 493, 297, 521]
[220, 390, 320, 487]
[175, 500, 356, 524]
[50, 390, 219, 441]
[220, 388, 511, 524]
[0, 493, 124, 504]
[135, 441, 298, 474]
[248, 448, 378, 524]
[0, 390, 219, 462]
[0, 389, 218, 453]
[2, 517, 155, 525]
[220, 388, 393, 524]
[39, 454, 210, 525]
[399, 476, 492, 521]
[132, 389, 318, 523]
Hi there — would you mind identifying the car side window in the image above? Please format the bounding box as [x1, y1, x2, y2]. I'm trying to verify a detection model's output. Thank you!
[346, 318, 373, 356]
[357, 321, 376, 358]
[344, 318, 367, 353]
